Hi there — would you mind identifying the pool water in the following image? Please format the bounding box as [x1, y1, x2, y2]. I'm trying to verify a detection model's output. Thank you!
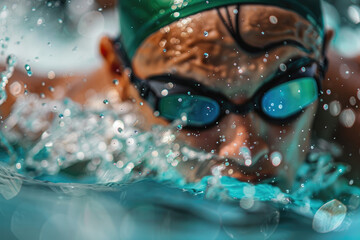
[1, 90, 360, 239]
[1, 0, 360, 239]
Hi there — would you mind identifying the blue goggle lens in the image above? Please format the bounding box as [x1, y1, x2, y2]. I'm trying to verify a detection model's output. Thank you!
[261, 77, 318, 119]
[159, 94, 220, 127]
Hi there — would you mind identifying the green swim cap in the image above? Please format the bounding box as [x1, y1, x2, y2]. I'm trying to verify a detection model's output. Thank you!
[118, 0, 324, 59]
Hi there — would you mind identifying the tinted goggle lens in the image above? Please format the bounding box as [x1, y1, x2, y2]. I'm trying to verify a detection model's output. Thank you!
[158, 95, 220, 127]
[261, 77, 318, 119]
[158, 77, 318, 127]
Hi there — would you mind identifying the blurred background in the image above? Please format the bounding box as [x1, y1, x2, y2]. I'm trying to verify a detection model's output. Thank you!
[1, 0, 360, 76]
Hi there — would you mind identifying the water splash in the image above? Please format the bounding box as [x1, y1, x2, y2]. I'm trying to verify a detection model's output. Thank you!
[0, 54, 17, 105]
[1, 93, 360, 233]
[0, 54, 17, 166]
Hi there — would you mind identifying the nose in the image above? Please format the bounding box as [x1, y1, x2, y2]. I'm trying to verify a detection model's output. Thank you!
[217, 114, 269, 166]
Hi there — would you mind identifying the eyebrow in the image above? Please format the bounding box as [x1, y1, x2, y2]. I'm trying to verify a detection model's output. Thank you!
[147, 56, 318, 99]
[216, 5, 312, 55]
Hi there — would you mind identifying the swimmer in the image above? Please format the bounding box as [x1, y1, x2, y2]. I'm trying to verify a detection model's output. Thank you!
[1, 0, 359, 189]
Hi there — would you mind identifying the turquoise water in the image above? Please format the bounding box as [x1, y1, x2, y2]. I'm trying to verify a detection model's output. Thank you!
[1, 0, 360, 239]
[1, 88, 360, 239]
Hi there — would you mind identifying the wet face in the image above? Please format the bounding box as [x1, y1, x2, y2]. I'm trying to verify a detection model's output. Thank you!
[128, 5, 324, 189]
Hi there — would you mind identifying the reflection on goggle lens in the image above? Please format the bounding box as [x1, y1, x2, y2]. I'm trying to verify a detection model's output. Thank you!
[261, 77, 318, 119]
[159, 95, 221, 127]
[158, 77, 318, 127]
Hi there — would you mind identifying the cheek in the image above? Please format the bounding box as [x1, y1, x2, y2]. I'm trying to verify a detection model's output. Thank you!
[135, 103, 169, 131]
[269, 104, 317, 162]
[178, 128, 219, 151]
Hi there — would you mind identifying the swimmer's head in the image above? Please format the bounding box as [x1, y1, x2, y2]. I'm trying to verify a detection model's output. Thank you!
[118, 0, 324, 59]
[100, 1, 333, 189]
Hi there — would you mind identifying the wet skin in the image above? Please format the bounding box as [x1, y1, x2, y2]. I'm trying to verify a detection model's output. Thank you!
[1, 5, 342, 189]
[123, 5, 327, 189]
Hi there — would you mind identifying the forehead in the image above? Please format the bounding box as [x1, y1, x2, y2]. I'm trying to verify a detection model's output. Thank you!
[132, 5, 322, 100]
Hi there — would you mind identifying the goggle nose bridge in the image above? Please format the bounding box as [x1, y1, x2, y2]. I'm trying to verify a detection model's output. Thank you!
[224, 98, 258, 117]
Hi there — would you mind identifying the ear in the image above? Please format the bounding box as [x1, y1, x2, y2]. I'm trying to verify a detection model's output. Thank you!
[323, 29, 334, 54]
[99, 36, 124, 74]
[99, 36, 131, 99]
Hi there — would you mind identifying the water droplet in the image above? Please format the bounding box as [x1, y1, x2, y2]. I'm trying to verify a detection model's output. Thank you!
[37, 18, 44, 26]
[204, 52, 209, 58]
[326, 89, 331, 95]
[270, 151, 282, 167]
[330, 100, 341, 116]
[279, 63, 287, 72]
[313, 199, 347, 233]
[349, 96, 356, 106]
[117, 127, 123, 133]
[269, 15, 278, 24]
[204, 31, 208, 37]
[112, 79, 119, 85]
[58, 114, 64, 119]
[154, 111, 160, 117]
[47, 71, 55, 79]
[348, 5, 360, 24]
[161, 89, 169, 96]
[339, 108, 356, 128]
[323, 104, 329, 111]
[24, 64, 32, 76]
[48, 86, 54, 92]
[103, 99, 109, 104]
[99, 113, 105, 119]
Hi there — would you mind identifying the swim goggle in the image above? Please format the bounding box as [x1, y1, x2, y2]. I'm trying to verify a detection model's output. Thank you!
[114, 39, 327, 129]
